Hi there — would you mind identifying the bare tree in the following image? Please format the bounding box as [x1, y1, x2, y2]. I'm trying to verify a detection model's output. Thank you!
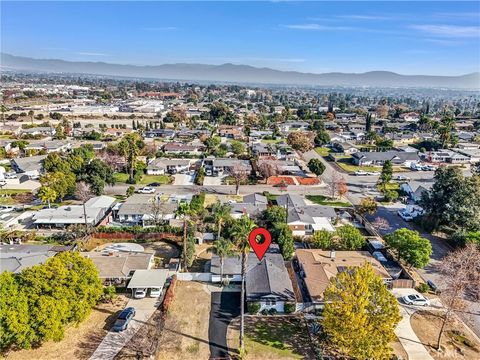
[76, 182, 93, 228]
[228, 164, 249, 195]
[257, 161, 279, 180]
[98, 150, 125, 172]
[436, 244, 480, 350]
[149, 195, 168, 226]
[372, 217, 390, 231]
[325, 170, 346, 199]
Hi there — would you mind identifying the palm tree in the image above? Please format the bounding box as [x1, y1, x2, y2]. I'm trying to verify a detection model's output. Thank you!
[212, 201, 231, 239]
[119, 133, 141, 183]
[231, 215, 256, 352]
[76, 182, 93, 228]
[212, 237, 234, 280]
[28, 110, 35, 125]
[176, 202, 195, 271]
[0, 104, 8, 126]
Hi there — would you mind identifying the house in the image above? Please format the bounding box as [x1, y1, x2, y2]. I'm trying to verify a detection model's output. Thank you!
[454, 148, 480, 163]
[251, 143, 275, 157]
[0, 244, 74, 273]
[115, 194, 178, 226]
[20, 126, 56, 137]
[144, 129, 175, 139]
[177, 128, 210, 139]
[80, 251, 154, 284]
[249, 130, 273, 141]
[256, 159, 303, 177]
[162, 142, 203, 155]
[218, 125, 244, 139]
[105, 128, 133, 137]
[276, 195, 336, 236]
[400, 112, 420, 122]
[280, 121, 309, 133]
[427, 150, 471, 164]
[295, 249, 392, 304]
[332, 141, 359, 155]
[146, 158, 192, 175]
[400, 181, 434, 202]
[33, 196, 116, 228]
[335, 113, 357, 121]
[24, 140, 71, 153]
[203, 158, 252, 175]
[352, 151, 420, 167]
[210, 245, 295, 312]
[10, 154, 47, 178]
[385, 133, 417, 146]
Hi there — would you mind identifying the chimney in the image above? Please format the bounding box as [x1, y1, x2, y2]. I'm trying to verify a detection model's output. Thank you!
[330, 250, 336, 260]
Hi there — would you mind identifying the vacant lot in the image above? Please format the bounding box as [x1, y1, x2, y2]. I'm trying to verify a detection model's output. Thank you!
[5, 296, 128, 360]
[411, 310, 480, 360]
[227, 316, 315, 359]
[156, 281, 212, 360]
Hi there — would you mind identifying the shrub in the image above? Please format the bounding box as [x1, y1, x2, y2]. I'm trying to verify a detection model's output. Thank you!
[101, 285, 117, 302]
[416, 283, 430, 293]
[284, 303, 296, 314]
[247, 302, 261, 314]
[268, 308, 277, 315]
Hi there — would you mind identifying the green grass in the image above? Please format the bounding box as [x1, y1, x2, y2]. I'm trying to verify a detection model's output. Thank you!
[113, 172, 129, 183]
[261, 138, 283, 144]
[139, 174, 172, 185]
[0, 189, 31, 195]
[306, 195, 352, 207]
[315, 147, 331, 157]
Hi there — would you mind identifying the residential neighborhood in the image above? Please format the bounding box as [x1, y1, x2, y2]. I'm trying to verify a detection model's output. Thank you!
[1, 1, 480, 360]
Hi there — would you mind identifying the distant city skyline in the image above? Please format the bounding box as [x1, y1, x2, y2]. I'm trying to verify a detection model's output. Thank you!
[2, 1, 479, 76]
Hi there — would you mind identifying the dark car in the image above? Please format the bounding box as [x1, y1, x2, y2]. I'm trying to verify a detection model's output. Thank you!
[148, 182, 162, 187]
[112, 307, 136, 332]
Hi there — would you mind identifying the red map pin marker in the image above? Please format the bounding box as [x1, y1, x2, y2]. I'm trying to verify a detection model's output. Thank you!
[248, 227, 272, 261]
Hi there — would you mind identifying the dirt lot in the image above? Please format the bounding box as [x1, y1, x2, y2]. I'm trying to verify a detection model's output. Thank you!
[5, 296, 128, 360]
[156, 281, 212, 360]
[227, 316, 316, 359]
[411, 310, 480, 359]
[142, 241, 181, 266]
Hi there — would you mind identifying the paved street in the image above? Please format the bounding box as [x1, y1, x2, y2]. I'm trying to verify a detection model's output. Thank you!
[209, 291, 240, 359]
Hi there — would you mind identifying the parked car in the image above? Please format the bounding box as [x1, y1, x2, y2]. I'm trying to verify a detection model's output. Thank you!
[424, 165, 436, 171]
[402, 294, 430, 306]
[112, 307, 136, 332]
[366, 171, 381, 176]
[398, 210, 414, 221]
[205, 169, 212, 176]
[148, 182, 161, 187]
[134, 288, 147, 299]
[4, 172, 17, 179]
[354, 170, 368, 176]
[137, 187, 155, 194]
[393, 175, 410, 181]
[149, 287, 161, 297]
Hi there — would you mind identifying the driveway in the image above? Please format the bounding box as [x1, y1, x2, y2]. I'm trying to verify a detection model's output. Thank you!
[209, 291, 240, 359]
[89, 296, 162, 360]
[391, 288, 442, 360]
[203, 175, 225, 186]
[173, 173, 195, 185]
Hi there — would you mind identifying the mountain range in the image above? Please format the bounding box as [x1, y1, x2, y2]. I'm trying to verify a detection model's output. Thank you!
[1, 53, 479, 89]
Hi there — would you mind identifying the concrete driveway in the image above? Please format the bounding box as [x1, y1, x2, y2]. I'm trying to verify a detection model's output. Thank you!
[173, 173, 195, 185]
[209, 291, 240, 359]
[203, 175, 225, 186]
[90, 296, 162, 360]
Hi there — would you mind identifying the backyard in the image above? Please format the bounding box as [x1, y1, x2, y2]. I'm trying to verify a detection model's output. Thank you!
[227, 316, 316, 359]
[156, 281, 212, 360]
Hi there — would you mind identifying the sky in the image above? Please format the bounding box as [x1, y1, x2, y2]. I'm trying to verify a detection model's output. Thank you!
[1, 1, 480, 75]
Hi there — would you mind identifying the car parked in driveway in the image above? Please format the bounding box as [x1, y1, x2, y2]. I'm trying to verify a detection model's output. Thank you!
[112, 307, 136, 332]
[134, 288, 147, 299]
[137, 187, 155, 194]
[398, 210, 415, 221]
[402, 294, 430, 306]
[149, 287, 161, 297]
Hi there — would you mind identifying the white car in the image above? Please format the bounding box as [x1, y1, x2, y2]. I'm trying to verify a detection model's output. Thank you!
[134, 288, 147, 299]
[137, 187, 155, 194]
[355, 170, 368, 176]
[367, 171, 381, 176]
[402, 294, 430, 306]
[398, 210, 414, 221]
[149, 287, 161, 298]
[393, 175, 410, 181]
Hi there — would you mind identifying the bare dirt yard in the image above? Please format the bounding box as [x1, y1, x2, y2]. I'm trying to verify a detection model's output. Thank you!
[5, 296, 128, 360]
[155, 281, 212, 360]
[411, 310, 480, 360]
[227, 316, 316, 360]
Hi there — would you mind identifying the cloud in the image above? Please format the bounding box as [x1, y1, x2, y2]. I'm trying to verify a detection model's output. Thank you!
[74, 52, 110, 56]
[424, 38, 465, 46]
[282, 24, 352, 31]
[337, 15, 391, 21]
[432, 12, 480, 19]
[410, 24, 479, 38]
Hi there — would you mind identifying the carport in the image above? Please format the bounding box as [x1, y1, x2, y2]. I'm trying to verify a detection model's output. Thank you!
[127, 269, 169, 296]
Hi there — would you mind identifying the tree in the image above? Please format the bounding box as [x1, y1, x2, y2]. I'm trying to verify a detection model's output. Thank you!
[311, 229, 335, 249]
[1, 104, 8, 125]
[273, 223, 294, 260]
[308, 158, 326, 176]
[287, 131, 313, 152]
[384, 229, 432, 268]
[176, 202, 196, 271]
[119, 133, 143, 183]
[336, 224, 365, 250]
[322, 263, 401, 360]
[212, 201, 231, 239]
[365, 113, 372, 133]
[230, 140, 246, 155]
[28, 110, 35, 125]
[212, 238, 234, 280]
[76, 182, 93, 228]
[325, 170, 346, 199]
[435, 244, 480, 350]
[228, 165, 249, 195]
[40, 171, 76, 200]
[257, 162, 278, 179]
[314, 130, 330, 147]
[37, 186, 57, 208]
[378, 160, 393, 193]
[260, 205, 286, 229]
[231, 215, 256, 352]
[357, 197, 377, 216]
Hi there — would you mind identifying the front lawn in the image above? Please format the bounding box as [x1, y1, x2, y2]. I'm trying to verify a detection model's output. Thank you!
[314, 147, 331, 157]
[306, 195, 352, 208]
[335, 158, 382, 173]
[113, 172, 129, 183]
[113, 172, 172, 185]
[227, 317, 315, 359]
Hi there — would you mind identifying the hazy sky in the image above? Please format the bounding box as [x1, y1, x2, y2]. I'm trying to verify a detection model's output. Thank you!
[2, 1, 479, 75]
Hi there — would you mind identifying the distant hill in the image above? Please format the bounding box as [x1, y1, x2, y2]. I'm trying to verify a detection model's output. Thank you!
[1, 53, 479, 89]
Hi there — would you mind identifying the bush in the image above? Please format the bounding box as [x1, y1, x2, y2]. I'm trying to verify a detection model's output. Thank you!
[101, 285, 117, 302]
[260, 309, 269, 315]
[416, 283, 430, 293]
[268, 308, 277, 315]
[284, 303, 296, 314]
[247, 302, 261, 314]
[96, 225, 183, 235]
